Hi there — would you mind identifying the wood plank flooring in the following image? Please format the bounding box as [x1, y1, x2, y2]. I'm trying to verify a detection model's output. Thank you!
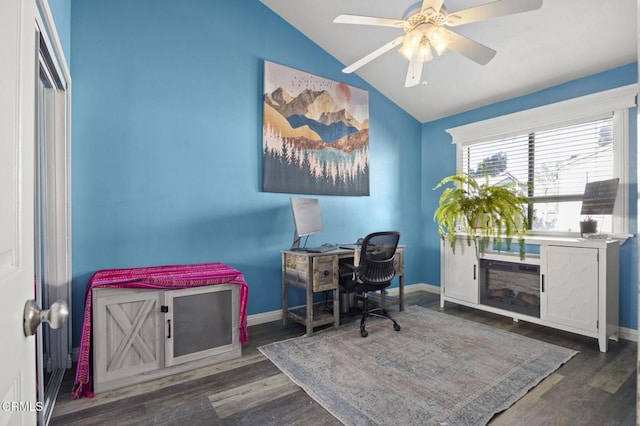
[50, 291, 636, 425]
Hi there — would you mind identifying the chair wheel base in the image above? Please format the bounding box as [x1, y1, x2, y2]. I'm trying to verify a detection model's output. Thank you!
[393, 323, 401, 331]
[360, 327, 368, 338]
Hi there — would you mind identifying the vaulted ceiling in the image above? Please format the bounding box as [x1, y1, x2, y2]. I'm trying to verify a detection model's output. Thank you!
[260, 0, 637, 123]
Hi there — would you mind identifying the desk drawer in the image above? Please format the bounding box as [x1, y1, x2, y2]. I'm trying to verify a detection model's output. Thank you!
[393, 249, 404, 275]
[283, 253, 309, 287]
[313, 255, 338, 292]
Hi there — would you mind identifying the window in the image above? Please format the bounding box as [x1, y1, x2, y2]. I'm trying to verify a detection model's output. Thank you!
[462, 117, 614, 232]
[447, 85, 636, 236]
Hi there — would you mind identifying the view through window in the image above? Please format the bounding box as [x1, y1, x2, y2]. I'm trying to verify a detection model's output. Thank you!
[462, 117, 614, 233]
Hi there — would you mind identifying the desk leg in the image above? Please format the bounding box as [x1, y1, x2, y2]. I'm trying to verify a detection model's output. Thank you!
[282, 283, 288, 327]
[399, 275, 404, 311]
[282, 256, 288, 327]
[333, 288, 340, 330]
[306, 282, 314, 336]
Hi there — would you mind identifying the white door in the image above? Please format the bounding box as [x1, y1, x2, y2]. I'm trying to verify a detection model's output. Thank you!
[541, 245, 599, 332]
[441, 239, 479, 304]
[0, 0, 38, 424]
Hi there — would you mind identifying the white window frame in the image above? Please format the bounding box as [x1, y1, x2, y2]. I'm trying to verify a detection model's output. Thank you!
[446, 84, 637, 237]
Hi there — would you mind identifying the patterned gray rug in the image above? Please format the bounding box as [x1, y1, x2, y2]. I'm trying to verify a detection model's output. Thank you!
[259, 305, 577, 426]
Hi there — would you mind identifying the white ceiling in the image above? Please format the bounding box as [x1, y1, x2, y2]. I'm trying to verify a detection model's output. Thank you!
[260, 0, 637, 123]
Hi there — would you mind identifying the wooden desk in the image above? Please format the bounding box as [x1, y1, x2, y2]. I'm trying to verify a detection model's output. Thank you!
[281, 246, 405, 336]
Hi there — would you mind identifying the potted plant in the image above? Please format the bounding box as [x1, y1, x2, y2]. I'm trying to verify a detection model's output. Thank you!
[433, 173, 529, 259]
[579, 217, 598, 236]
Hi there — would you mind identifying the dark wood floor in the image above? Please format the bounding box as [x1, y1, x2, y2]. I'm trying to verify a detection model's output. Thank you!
[51, 291, 636, 425]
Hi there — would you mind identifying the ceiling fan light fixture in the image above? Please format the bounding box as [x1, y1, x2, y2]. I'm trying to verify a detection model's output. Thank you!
[426, 25, 451, 56]
[417, 40, 433, 62]
[399, 28, 434, 63]
[398, 32, 421, 60]
[398, 45, 413, 61]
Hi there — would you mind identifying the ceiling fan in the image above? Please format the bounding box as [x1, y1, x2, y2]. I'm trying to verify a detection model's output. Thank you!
[334, 0, 543, 87]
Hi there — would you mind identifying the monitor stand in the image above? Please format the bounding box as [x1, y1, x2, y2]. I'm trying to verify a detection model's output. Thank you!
[291, 231, 302, 251]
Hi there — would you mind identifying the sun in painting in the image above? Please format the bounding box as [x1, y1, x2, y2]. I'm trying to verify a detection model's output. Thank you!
[335, 83, 351, 104]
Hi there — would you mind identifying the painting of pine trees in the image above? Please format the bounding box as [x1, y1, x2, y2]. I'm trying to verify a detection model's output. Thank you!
[262, 61, 369, 196]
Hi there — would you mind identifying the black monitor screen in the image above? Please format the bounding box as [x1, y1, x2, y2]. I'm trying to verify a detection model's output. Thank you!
[581, 178, 619, 215]
[290, 197, 323, 249]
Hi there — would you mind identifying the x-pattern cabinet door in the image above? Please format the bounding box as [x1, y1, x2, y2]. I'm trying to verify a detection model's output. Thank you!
[93, 288, 163, 385]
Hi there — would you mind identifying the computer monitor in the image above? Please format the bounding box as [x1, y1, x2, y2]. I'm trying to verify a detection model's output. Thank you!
[290, 197, 323, 250]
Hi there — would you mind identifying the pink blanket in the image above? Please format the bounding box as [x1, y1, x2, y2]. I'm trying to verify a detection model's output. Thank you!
[71, 262, 249, 400]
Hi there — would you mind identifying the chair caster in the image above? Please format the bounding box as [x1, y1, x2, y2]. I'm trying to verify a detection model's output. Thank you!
[360, 327, 368, 338]
[393, 323, 401, 331]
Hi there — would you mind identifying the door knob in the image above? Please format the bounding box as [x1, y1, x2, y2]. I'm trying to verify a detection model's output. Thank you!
[23, 299, 69, 337]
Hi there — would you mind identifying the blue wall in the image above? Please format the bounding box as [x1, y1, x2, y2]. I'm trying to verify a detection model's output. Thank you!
[421, 63, 639, 330]
[69, 0, 423, 346]
[46, 0, 71, 66]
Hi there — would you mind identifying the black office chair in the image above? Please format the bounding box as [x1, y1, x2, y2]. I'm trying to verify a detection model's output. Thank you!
[342, 231, 401, 338]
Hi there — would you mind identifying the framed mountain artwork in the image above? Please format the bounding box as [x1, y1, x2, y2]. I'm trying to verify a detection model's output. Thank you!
[262, 61, 369, 196]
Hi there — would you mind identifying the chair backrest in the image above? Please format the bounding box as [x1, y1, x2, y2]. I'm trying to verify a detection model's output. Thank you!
[357, 231, 400, 285]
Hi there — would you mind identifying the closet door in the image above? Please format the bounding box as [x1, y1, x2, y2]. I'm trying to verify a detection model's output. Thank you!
[35, 26, 73, 422]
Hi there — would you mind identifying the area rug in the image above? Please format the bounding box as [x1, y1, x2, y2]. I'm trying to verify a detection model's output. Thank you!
[259, 305, 577, 426]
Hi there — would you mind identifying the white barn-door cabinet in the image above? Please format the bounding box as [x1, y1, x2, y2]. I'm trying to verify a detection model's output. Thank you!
[93, 285, 241, 393]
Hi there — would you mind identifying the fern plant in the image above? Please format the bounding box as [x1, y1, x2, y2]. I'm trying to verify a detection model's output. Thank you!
[433, 173, 529, 259]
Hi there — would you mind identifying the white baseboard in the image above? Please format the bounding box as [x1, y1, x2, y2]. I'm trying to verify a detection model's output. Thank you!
[387, 282, 440, 296]
[246, 282, 439, 327]
[71, 282, 636, 360]
[128, 281, 640, 343]
[619, 326, 637, 342]
[247, 309, 283, 327]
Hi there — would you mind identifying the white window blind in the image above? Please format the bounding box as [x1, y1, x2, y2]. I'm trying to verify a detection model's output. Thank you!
[463, 118, 614, 196]
[461, 117, 614, 232]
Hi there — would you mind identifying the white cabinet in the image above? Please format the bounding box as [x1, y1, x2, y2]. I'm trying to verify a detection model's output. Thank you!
[541, 245, 599, 332]
[440, 239, 478, 304]
[540, 242, 619, 352]
[93, 285, 241, 393]
[440, 236, 620, 352]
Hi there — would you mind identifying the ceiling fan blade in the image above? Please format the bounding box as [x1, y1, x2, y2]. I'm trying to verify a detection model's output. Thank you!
[420, 0, 445, 15]
[446, 0, 543, 27]
[447, 30, 496, 65]
[342, 36, 404, 73]
[405, 56, 423, 87]
[334, 14, 406, 28]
